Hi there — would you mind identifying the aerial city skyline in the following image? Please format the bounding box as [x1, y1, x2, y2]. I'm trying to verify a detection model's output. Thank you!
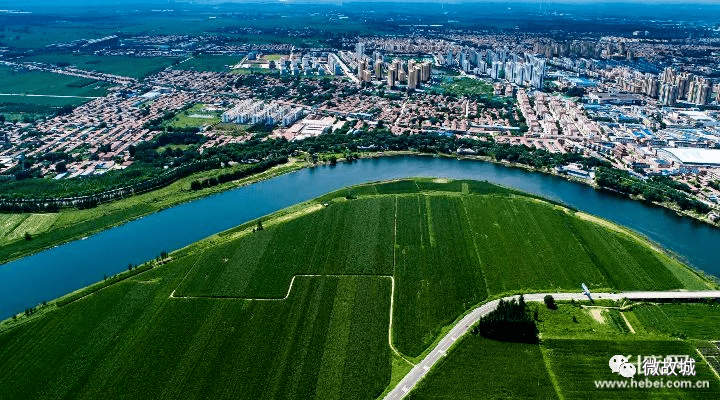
[1, 2, 720, 400]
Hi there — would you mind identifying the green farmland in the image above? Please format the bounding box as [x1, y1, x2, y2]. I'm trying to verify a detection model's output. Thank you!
[629, 303, 720, 339]
[0, 64, 109, 118]
[24, 54, 180, 79]
[173, 55, 242, 72]
[544, 339, 719, 399]
[407, 336, 557, 399]
[409, 301, 720, 399]
[0, 178, 714, 399]
[0, 65, 109, 97]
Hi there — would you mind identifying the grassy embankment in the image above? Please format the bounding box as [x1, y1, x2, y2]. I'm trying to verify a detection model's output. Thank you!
[0, 159, 307, 264]
[0, 178, 714, 400]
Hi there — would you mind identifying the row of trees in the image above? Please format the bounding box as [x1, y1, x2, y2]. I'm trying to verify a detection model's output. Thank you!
[190, 157, 288, 191]
[0, 159, 221, 213]
[595, 167, 711, 214]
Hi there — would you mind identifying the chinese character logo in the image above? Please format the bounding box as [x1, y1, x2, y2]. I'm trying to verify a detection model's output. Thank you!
[610, 354, 697, 379]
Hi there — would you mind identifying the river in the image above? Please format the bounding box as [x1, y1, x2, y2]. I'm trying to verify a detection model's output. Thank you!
[1, 155, 718, 319]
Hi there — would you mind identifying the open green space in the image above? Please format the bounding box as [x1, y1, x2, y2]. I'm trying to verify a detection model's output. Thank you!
[172, 55, 241, 72]
[629, 303, 720, 339]
[263, 54, 284, 61]
[230, 67, 278, 75]
[0, 65, 110, 97]
[0, 178, 713, 399]
[439, 77, 494, 97]
[162, 103, 222, 129]
[536, 302, 632, 339]
[407, 336, 557, 399]
[24, 54, 180, 79]
[544, 339, 720, 399]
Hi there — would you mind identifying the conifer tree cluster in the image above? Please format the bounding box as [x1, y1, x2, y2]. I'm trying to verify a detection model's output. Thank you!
[472, 295, 538, 344]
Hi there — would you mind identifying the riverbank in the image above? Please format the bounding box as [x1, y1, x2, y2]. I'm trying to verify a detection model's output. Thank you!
[445, 152, 719, 230]
[1, 150, 718, 267]
[2, 157, 720, 324]
[0, 159, 308, 265]
[2, 176, 715, 334]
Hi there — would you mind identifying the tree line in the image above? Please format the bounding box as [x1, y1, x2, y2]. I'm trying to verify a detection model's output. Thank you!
[190, 157, 288, 191]
[595, 167, 711, 214]
[471, 295, 539, 344]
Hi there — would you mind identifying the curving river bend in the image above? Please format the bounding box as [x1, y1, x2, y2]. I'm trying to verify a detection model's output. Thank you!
[1, 156, 719, 319]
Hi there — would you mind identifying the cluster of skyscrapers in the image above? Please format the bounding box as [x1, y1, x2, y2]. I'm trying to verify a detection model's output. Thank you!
[659, 67, 714, 106]
[442, 48, 546, 89]
[356, 43, 432, 89]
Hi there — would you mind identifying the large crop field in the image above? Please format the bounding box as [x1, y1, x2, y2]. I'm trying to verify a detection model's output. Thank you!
[629, 303, 720, 339]
[0, 178, 713, 399]
[0, 65, 110, 97]
[543, 339, 720, 399]
[24, 54, 180, 79]
[173, 55, 242, 72]
[0, 65, 109, 118]
[407, 336, 558, 399]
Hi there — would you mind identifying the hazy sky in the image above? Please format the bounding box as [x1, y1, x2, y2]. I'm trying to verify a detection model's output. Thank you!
[4, 0, 720, 5]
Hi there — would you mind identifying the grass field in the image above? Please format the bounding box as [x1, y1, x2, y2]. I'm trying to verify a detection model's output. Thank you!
[543, 339, 720, 399]
[230, 67, 278, 75]
[439, 77, 494, 97]
[536, 303, 631, 339]
[0, 65, 110, 97]
[173, 55, 241, 72]
[407, 336, 558, 399]
[163, 103, 222, 129]
[629, 303, 720, 339]
[0, 178, 713, 399]
[24, 54, 180, 79]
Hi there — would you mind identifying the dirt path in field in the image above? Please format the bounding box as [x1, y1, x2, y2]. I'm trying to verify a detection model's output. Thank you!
[621, 312, 636, 333]
[589, 308, 605, 324]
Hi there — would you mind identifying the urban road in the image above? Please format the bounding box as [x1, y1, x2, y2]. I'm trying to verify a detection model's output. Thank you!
[384, 290, 720, 400]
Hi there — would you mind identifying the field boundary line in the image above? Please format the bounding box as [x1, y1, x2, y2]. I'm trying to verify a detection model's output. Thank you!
[170, 270, 415, 363]
[169, 251, 205, 298]
[540, 345, 565, 400]
[696, 348, 720, 383]
[170, 274, 392, 301]
[620, 312, 636, 334]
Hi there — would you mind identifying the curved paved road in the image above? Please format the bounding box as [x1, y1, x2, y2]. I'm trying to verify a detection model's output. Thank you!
[384, 290, 720, 400]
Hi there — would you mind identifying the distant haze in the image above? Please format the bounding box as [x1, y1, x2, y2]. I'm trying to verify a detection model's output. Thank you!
[4, 0, 720, 6]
